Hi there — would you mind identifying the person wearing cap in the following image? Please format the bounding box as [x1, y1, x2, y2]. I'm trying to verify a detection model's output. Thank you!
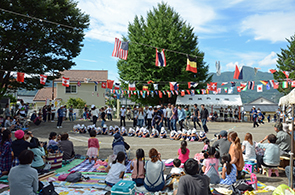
[146, 106, 154, 129]
[212, 130, 231, 156]
[11, 130, 37, 166]
[257, 110, 265, 124]
[260, 122, 291, 153]
[120, 105, 126, 127]
[106, 105, 113, 121]
[200, 104, 209, 133]
[250, 106, 259, 128]
[56, 105, 64, 129]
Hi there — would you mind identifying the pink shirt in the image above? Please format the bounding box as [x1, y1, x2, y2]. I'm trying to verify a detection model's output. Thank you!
[88, 138, 99, 149]
[203, 158, 219, 174]
[131, 160, 145, 179]
[203, 144, 209, 151]
[178, 148, 190, 163]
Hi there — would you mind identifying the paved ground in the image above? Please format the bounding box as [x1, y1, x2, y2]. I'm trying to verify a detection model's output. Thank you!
[28, 118, 288, 192]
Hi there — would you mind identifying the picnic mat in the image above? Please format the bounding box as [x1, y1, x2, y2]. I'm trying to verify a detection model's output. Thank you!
[68, 160, 104, 173]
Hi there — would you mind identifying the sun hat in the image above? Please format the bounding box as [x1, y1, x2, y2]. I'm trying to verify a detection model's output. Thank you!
[15, 130, 24, 139]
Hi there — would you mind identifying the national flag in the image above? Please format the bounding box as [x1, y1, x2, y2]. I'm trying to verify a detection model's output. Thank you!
[62, 77, 70, 87]
[94, 81, 98, 85]
[228, 87, 233, 94]
[171, 90, 174, 95]
[153, 84, 158, 90]
[17, 72, 25, 82]
[260, 80, 268, 85]
[240, 82, 247, 88]
[84, 78, 89, 83]
[233, 65, 243, 80]
[292, 81, 295, 88]
[266, 83, 271, 90]
[257, 84, 263, 92]
[77, 81, 81, 87]
[128, 83, 136, 91]
[273, 82, 279, 89]
[188, 82, 198, 88]
[186, 55, 197, 73]
[237, 86, 241, 92]
[175, 90, 179, 95]
[40, 74, 47, 85]
[147, 80, 154, 84]
[242, 86, 247, 91]
[282, 81, 288, 88]
[269, 69, 277, 74]
[196, 89, 200, 94]
[162, 91, 166, 95]
[254, 67, 260, 75]
[216, 61, 221, 76]
[114, 82, 120, 90]
[155, 49, 166, 67]
[207, 83, 211, 91]
[224, 87, 228, 93]
[206, 89, 209, 94]
[181, 90, 185, 96]
[142, 85, 148, 91]
[101, 82, 106, 89]
[231, 82, 236, 87]
[191, 90, 195, 96]
[221, 82, 228, 86]
[248, 81, 255, 90]
[112, 38, 129, 60]
[217, 88, 221, 94]
[147, 91, 150, 96]
[210, 82, 217, 91]
[159, 91, 163, 98]
[168, 92, 171, 98]
[107, 80, 114, 89]
[283, 71, 289, 79]
[170, 82, 179, 91]
[186, 90, 190, 95]
[201, 89, 205, 94]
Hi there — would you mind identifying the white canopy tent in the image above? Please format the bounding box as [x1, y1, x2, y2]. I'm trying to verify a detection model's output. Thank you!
[176, 94, 243, 107]
[278, 88, 295, 188]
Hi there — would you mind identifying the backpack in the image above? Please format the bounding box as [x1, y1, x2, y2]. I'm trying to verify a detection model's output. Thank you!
[66, 172, 82, 182]
[233, 179, 254, 192]
[205, 162, 220, 184]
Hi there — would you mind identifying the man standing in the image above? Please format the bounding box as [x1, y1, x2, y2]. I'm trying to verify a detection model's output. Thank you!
[178, 105, 186, 130]
[57, 105, 64, 129]
[106, 105, 113, 121]
[170, 104, 178, 130]
[51, 104, 56, 122]
[184, 106, 191, 129]
[166, 104, 172, 131]
[193, 104, 202, 129]
[200, 104, 209, 133]
[157, 105, 164, 130]
[120, 105, 126, 127]
[132, 106, 138, 127]
[162, 105, 167, 127]
[69, 105, 74, 121]
[251, 106, 259, 128]
[83, 104, 88, 119]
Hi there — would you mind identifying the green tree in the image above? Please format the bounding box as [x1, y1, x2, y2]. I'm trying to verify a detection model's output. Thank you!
[117, 3, 211, 105]
[274, 34, 295, 95]
[0, 0, 89, 98]
[66, 97, 86, 109]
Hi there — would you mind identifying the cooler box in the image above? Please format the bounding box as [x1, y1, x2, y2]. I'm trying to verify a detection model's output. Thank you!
[111, 180, 136, 195]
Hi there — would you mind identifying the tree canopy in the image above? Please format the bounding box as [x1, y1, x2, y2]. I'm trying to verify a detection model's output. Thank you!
[0, 0, 89, 98]
[117, 3, 211, 105]
[274, 34, 295, 95]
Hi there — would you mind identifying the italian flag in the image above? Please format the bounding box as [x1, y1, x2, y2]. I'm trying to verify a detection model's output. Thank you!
[282, 81, 288, 88]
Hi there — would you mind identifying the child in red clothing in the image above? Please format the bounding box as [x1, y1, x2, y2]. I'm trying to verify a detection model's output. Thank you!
[87, 130, 100, 164]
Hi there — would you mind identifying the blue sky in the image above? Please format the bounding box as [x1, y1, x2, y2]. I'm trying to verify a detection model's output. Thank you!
[73, 0, 295, 82]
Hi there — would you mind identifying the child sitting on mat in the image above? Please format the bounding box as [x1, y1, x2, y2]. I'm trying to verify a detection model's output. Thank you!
[86, 130, 100, 164]
[130, 149, 145, 186]
[105, 151, 126, 187]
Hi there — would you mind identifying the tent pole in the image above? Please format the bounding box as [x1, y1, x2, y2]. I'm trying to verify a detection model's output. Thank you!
[290, 104, 294, 187]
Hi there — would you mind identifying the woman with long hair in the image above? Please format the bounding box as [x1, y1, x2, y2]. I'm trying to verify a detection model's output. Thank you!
[228, 131, 244, 179]
[242, 133, 256, 161]
[178, 140, 190, 164]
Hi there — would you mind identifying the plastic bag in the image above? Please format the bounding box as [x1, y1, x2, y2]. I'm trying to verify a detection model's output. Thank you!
[273, 184, 295, 195]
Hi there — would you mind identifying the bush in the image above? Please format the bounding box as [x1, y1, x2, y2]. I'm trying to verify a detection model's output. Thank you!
[66, 97, 86, 109]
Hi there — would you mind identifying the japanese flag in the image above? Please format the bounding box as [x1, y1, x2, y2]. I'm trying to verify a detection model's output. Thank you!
[40, 74, 47, 85]
[62, 77, 70, 87]
[257, 84, 263, 92]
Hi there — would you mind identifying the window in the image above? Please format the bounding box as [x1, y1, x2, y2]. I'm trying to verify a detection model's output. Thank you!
[94, 85, 97, 92]
[65, 85, 77, 93]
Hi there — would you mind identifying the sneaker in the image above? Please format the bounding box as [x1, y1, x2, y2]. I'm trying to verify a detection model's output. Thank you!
[57, 126, 59, 129]
[60, 126, 62, 128]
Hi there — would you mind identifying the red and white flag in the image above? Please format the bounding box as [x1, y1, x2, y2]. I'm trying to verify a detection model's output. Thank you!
[40, 74, 47, 85]
[128, 83, 136, 91]
[221, 82, 228, 86]
[114, 82, 120, 90]
[112, 38, 129, 60]
[257, 84, 263, 92]
[292, 81, 295, 88]
[273, 82, 279, 89]
[107, 80, 114, 89]
[237, 86, 241, 92]
[208, 82, 217, 91]
[283, 71, 289, 79]
[17, 72, 25, 82]
[101, 82, 106, 89]
[62, 77, 69, 87]
[269, 69, 277, 74]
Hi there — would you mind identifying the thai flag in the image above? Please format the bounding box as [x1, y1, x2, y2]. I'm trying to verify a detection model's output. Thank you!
[248, 81, 255, 90]
[169, 82, 179, 91]
[155, 49, 166, 67]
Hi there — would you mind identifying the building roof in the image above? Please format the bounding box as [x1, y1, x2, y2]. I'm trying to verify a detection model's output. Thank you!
[33, 87, 56, 101]
[176, 95, 243, 106]
[55, 70, 108, 82]
[248, 96, 275, 104]
[243, 104, 279, 112]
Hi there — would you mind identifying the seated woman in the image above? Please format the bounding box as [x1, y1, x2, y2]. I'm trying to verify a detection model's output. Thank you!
[8, 150, 38, 195]
[29, 138, 45, 171]
[257, 134, 280, 170]
[144, 148, 165, 192]
[58, 133, 75, 161]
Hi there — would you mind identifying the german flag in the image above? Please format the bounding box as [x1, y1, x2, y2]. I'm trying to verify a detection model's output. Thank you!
[260, 80, 268, 85]
[186, 55, 197, 73]
[142, 85, 148, 91]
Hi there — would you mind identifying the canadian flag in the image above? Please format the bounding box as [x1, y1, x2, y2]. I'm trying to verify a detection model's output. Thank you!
[292, 81, 295, 88]
[62, 77, 70, 87]
[40, 74, 47, 85]
[101, 82, 106, 88]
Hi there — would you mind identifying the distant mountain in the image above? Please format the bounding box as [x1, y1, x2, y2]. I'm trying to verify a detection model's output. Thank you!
[209, 66, 283, 104]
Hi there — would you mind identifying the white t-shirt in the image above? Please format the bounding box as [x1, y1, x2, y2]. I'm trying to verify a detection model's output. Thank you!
[105, 163, 126, 184]
[120, 108, 126, 117]
[19, 105, 26, 114]
[107, 108, 112, 114]
[170, 167, 183, 174]
[161, 130, 167, 135]
[242, 141, 256, 160]
[92, 109, 99, 117]
[138, 112, 145, 120]
[170, 131, 176, 137]
[162, 109, 167, 117]
[51, 106, 56, 113]
[143, 129, 149, 134]
[166, 108, 172, 118]
[147, 110, 153, 119]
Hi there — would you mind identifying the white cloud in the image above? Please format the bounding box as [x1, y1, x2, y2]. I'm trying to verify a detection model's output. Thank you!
[77, 58, 98, 63]
[226, 62, 238, 69]
[241, 12, 295, 42]
[78, 0, 218, 43]
[258, 51, 278, 66]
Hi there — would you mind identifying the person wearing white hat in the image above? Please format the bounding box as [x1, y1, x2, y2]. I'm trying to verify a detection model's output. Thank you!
[142, 128, 150, 138]
[120, 127, 127, 136]
[138, 127, 145, 138]
[175, 130, 182, 140]
[96, 127, 102, 135]
[128, 128, 135, 137]
[186, 130, 192, 141]
[180, 129, 187, 141]
[160, 127, 167, 139]
[120, 105, 126, 127]
[151, 128, 159, 138]
[198, 131, 207, 142]
[190, 129, 199, 142]
[102, 124, 108, 135]
[169, 130, 177, 140]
